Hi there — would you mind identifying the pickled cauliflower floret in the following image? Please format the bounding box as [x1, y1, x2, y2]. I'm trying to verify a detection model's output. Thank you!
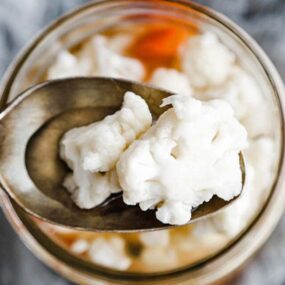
[246, 137, 275, 191]
[201, 67, 273, 137]
[149, 68, 192, 95]
[88, 236, 131, 270]
[70, 239, 90, 255]
[139, 230, 170, 247]
[80, 35, 145, 81]
[47, 35, 144, 81]
[47, 50, 91, 79]
[60, 92, 152, 208]
[193, 165, 255, 238]
[140, 247, 179, 270]
[117, 94, 247, 225]
[181, 32, 235, 88]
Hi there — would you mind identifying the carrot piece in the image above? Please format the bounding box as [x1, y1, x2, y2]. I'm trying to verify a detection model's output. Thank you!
[130, 25, 190, 61]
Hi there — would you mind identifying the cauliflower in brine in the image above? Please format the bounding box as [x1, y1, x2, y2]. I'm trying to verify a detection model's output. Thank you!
[149, 68, 192, 95]
[88, 236, 131, 270]
[181, 32, 235, 88]
[47, 50, 91, 80]
[117, 94, 247, 225]
[60, 92, 152, 209]
[48, 35, 145, 81]
[80, 35, 145, 81]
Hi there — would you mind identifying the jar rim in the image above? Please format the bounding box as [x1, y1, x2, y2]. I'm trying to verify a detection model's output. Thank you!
[1, 1, 285, 284]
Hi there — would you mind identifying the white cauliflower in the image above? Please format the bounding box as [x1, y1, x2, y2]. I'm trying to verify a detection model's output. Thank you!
[139, 230, 170, 247]
[193, 165, 255, 238]
[60, 92, 152, 209]
[88, 236, 131, 270]
[140, 247, 178, 270]
[117, 94, 247, 225]
[149, 68, 192, 95]
[80, 35, 145, 81]
[181, 32, 235, 88]
[192, 132, 276, 238]
[70, 239, 90, 255]
[47, 35, 144, 81]
[47, 50, 91, 79]
[246, 137, 276, 200]
[200, 67, 273, 137]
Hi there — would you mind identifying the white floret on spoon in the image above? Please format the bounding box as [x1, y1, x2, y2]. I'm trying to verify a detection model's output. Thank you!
[60, 91, 152, 209]
[117, 94, 248, 225]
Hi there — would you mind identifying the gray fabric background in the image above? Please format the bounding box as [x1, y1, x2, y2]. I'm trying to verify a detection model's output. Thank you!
[0, 1, 285, 284]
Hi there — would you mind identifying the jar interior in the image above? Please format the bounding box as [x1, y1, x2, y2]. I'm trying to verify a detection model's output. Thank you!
[1, 0, 282, 279]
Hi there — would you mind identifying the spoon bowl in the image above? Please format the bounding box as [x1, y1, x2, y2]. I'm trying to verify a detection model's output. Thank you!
[0, 77, 245, 232]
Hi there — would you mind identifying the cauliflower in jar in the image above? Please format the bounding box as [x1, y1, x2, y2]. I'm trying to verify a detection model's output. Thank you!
[181, 32, 235, 88]
[140, 247, 179, 270]
[149, 68, 192, 95]
[47, 50, 91, 80]
[139, 230, 170, 247]
[80, 35, 145, 81]
[193, 165, 255, 238]
[48, 35, 144, 81]
[117, 94, 247, 225]
[200, 67, 273, 137]
[60, 92, 152, 209]
[88, 236, 131, 270]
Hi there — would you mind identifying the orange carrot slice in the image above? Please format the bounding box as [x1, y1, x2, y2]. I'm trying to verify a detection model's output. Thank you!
[130, 25, 190, 61]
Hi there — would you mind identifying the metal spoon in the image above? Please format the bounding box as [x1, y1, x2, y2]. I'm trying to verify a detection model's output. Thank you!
[0, 77, 245, 232]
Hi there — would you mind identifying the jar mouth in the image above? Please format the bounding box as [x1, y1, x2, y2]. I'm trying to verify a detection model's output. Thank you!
[1, 0, 285, 283]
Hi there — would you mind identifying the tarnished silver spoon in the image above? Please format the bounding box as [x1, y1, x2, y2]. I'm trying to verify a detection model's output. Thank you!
[0, 77, 245, 232]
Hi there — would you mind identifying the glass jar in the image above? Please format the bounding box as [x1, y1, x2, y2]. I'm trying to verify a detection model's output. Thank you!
[1, 1, 285, 284]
